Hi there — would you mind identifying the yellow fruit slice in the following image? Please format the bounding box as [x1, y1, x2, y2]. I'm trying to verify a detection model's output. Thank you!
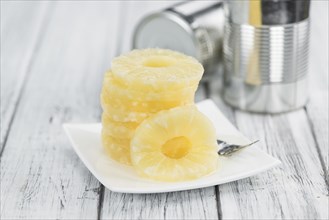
[131, 106, 218, 182]
[105, 135, 130, 147]
[103, 105, 152, 123]
[101, 86, 194, 113]
[103, 71, 198, 101]
[111, 49, 204, 92]
[101, 131, 132, 165]
[102, 113, 138, 139]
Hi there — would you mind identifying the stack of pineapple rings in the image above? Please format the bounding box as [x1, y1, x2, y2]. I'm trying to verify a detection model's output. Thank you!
[101, 49, 218, 181]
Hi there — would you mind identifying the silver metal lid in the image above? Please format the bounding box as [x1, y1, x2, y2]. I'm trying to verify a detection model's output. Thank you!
[133, 11, 198, 61]
[132, 1, 225, 75]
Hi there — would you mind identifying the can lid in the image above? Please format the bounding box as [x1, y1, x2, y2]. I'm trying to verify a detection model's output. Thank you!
[132, 11, 199, 61]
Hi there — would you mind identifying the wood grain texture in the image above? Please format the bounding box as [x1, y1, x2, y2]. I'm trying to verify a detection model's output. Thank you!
[101, 186, 218, 220]
[306, 0, 329, 185]
[99, 2, 218, 220]
[0, 1, 49, 153]
[209, 28, 329, 219]
[1, 2, 121, 219]
[223, 110, 328, 219]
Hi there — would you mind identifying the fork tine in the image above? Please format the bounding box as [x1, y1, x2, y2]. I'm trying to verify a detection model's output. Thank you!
[217, 140, 259, 156]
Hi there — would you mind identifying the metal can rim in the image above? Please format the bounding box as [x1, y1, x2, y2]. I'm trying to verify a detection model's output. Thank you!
[132, 11, 199, 55]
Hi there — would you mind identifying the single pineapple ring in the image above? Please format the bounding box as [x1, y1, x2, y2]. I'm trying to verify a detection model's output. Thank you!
[104, 71, 198, 101]
[103, 105, 152, 123]
[101, 87, 194, 113]
[102, 131, 131, 165]
[102, 113, 138, 139]
[105, 135, 130, 147]
[131, 106, 218, 181]
[111, 49, 204, 92]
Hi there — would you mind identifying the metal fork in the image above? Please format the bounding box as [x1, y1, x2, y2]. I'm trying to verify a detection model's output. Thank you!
[217, 140, 259, 156]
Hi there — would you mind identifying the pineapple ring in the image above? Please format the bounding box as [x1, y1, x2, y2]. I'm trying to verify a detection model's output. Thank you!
[103, 135, 130, 148]
[102, 113, 138, 139]
[131, 106, 218, 182]
[111, 49, 204, 92]
[104, 71, 198, 101]
[101, 87, 194, 113]
[103, 105, 152, 123]
[102, 131, 132, 165]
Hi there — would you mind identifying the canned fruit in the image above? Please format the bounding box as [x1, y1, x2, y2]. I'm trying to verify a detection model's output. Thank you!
[103, 105, 152, 123]
[103, 71, 198, 102]
[131, 106, 218, 181]
[102, 113, 138, 139]
[102, 131, 132, 165]
[111, 48, 204, 92]
[101, 89, 194, 113]
[100, 48, 213, 176]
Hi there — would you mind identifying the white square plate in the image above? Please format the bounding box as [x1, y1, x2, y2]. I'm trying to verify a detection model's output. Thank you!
[63, 99, 280, 193]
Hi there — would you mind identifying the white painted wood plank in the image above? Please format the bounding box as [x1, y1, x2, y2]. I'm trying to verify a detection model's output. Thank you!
[306, 0, 329, 176]
[210, 89, 328, 219]
[102, 187, 218, 220]
[1, 2, 121, 219]
[0, 1, 49, 152]
[100, 2, 218, 220]
[220, 110, 328, 219]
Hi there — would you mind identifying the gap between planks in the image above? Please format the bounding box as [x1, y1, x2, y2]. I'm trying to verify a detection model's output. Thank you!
[97, 185, 105, 220]
[0, 1, 53, 157]
[1, 2, 122, 219]
[304, 107, 329, 192]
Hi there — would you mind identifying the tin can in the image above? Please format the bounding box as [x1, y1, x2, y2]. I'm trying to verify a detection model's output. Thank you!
[133, 1, 225, 79]
[223, 0, 310, 113]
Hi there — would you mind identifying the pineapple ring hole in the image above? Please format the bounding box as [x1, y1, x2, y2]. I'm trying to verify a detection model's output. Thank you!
[161, 136, 192, 159]
[143, 57, 175, 68]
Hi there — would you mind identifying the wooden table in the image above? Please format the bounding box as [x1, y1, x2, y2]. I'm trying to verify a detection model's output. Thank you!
[1, 1, 328, 219]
